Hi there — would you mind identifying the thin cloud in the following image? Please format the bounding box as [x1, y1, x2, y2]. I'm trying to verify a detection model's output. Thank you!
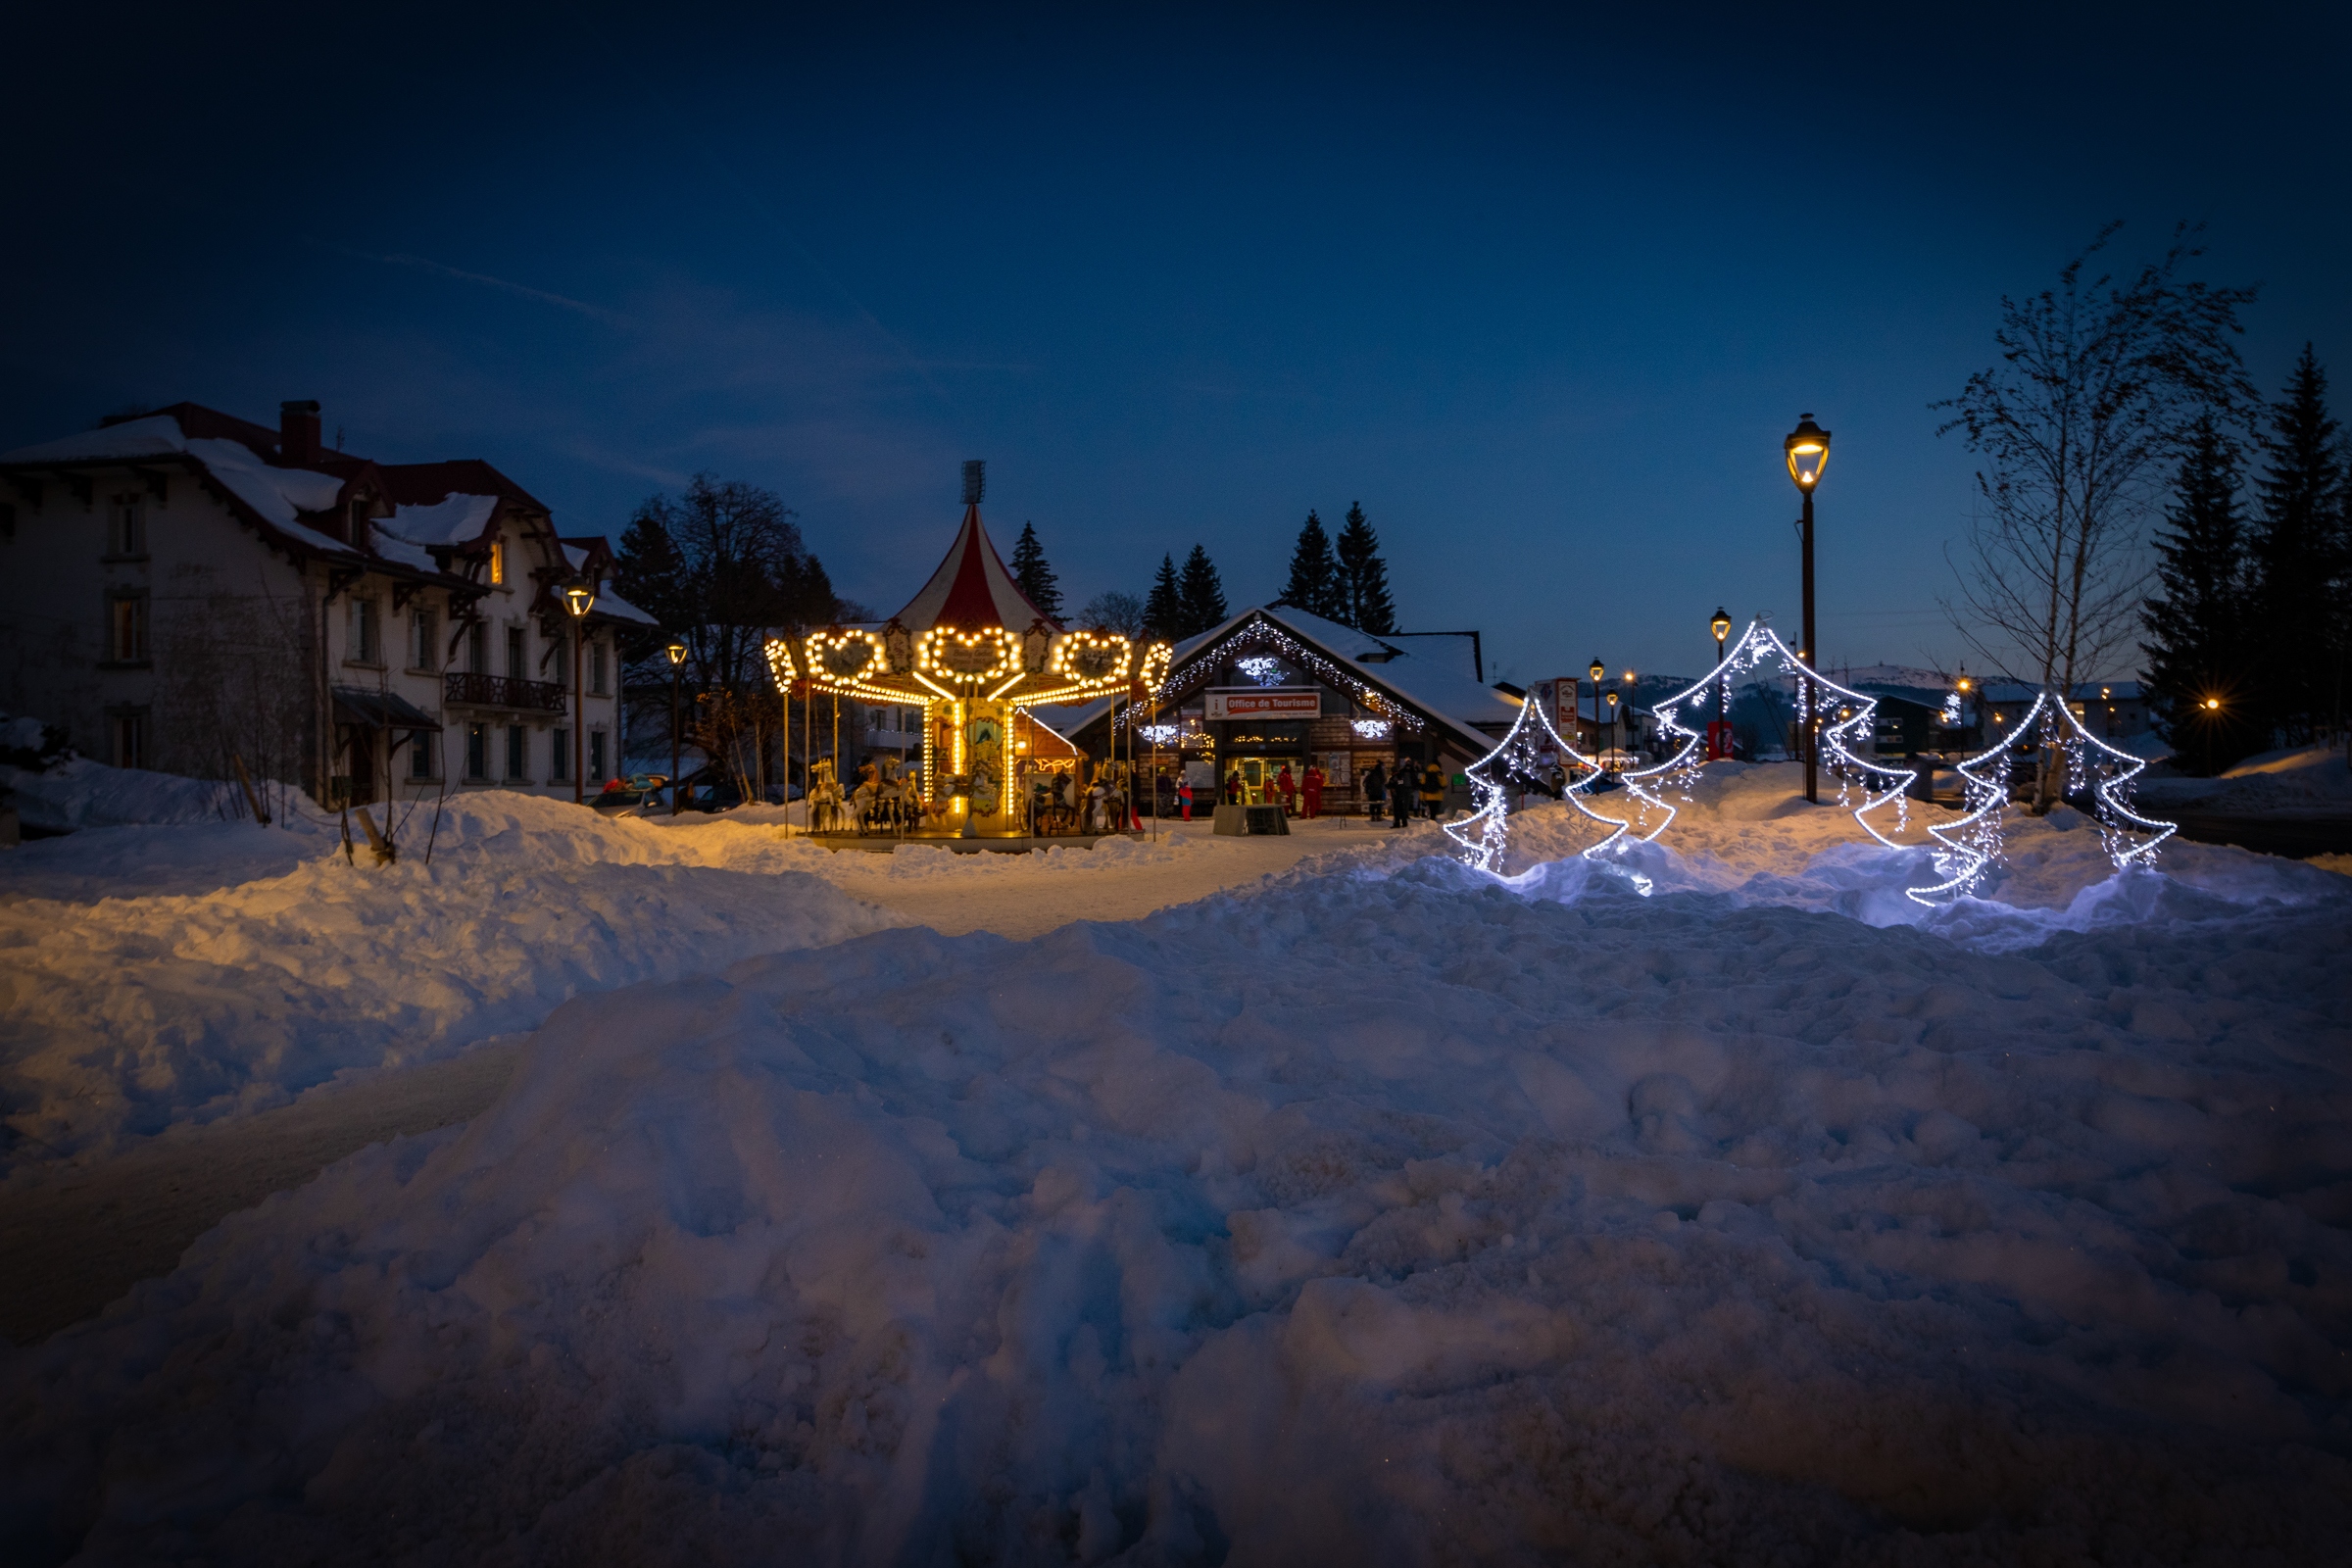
[312, 239, 633, 326]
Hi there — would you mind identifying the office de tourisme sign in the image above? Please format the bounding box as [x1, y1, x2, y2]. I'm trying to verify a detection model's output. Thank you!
[1204, 687, 1322, 720]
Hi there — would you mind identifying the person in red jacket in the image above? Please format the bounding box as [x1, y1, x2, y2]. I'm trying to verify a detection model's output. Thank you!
[1275, 763, 1297, 815]
[1300, 761, 1325, 818]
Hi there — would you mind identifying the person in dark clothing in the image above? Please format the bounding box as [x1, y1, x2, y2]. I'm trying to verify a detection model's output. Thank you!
[1362, 761, 1387, 823]
[1419, 760, 1446, 819]
[1390, 766, 1412, 827]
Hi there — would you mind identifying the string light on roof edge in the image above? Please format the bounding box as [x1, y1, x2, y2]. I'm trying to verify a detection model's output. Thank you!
[1116, 619, 1420, 734]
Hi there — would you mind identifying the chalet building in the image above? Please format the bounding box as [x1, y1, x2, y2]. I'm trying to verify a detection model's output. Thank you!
[1057, 606, 1520, 813]
[0, 400, 652, 808]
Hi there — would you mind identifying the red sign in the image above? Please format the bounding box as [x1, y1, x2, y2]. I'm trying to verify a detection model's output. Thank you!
[1206, 688, 1321, 720]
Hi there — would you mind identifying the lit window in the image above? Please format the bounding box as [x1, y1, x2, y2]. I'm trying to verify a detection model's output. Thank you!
[490, 537, 506, 586]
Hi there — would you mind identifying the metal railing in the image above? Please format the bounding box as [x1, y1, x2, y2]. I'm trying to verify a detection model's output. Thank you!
[444, 670, 567, 712]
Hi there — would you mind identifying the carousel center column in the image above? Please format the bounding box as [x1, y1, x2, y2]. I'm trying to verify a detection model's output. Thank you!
[965, 698, 1021, 837]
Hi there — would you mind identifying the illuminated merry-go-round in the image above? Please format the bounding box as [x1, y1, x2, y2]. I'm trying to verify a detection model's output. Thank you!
[764, 466, 1170, 839]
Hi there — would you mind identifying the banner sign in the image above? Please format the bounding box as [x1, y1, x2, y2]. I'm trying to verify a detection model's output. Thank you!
[1206, 687, 1321, 720]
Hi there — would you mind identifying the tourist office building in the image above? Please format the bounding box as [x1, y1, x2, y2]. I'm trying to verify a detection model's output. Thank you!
[1057, 606, 1520, 814]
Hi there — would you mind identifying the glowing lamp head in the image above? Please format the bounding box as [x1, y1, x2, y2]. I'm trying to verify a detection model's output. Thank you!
[2204, 697, 2221, 710]
[1606, 691, 1619, 709]
[1710, 608, 1732, 643]
[664, 639, 689, 666]
[1589, 658, 1605, 682]
[562, 578, 596, 619]
[1784, 414, 1831, 491]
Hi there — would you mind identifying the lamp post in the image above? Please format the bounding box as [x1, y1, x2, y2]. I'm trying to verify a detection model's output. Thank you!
[1606, 688, 1620, 765]
[562, 577, 596, 804]
[665, 639, 689, 814]
[1588, 657, 1604, 758]
[1710, 608, 1733, 760]
[1784, 415, 1831, 804]
[2202, 695, 2222, 778]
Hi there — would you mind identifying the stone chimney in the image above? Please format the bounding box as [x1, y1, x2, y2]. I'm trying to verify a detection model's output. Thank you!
[279, 400, 321, 466]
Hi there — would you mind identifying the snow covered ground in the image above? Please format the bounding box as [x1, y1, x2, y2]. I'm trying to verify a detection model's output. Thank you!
[2138, 742, 2352, 816]
[4, 764, 2349, 1563]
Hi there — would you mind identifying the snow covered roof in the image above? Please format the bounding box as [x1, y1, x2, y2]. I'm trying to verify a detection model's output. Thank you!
[889, 506, 1057, 635]
[377, 494, 500, 548]
[1979, 680, 2146, 704]
[1, 403, 635, 599]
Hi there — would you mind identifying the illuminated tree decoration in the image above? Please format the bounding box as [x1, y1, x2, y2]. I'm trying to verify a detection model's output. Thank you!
[1908, 690, 2175, 904]
[1642, 619, 1916, 850]
[1235, 655, 1285, 686]
[1443, 690, 1676, 872]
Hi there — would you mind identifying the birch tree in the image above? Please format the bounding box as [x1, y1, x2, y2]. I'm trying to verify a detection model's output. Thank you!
[1936, 221, 2256, 809]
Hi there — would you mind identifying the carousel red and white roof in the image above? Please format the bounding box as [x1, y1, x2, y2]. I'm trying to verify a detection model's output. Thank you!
[890, 506, 1059, 635]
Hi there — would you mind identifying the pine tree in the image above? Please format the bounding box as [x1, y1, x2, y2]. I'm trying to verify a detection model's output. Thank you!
[2248, 346, 2344, 745]
[1178, 544, 1228, 637]
[1144, 554, 1184, 642]
[1008, 521, 1063, 620]
[1334, 502, 1396, 633]
[2140, 417, 2259, 774]
[1278, 511, 1344, 620]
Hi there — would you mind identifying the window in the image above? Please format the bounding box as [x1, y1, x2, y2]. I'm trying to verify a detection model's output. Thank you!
[466, 722, 487, 780]
[551, 629, 570, 688]
[108, 495, 146, 557]
[551, 729, 570, 781]
[590, 729, 607, 782]
[507, 625, 526, 679]
[466, 620, 488, 674]
[490, 535, 506, 586]
[590, 639, 608, 696]
[347, 597, 379, 664]
[409, 728, 435, 779]
[506, 724, 526, 781]
[410, 609, 437, 671]
[114, 711, 149, 769]
[108, 592, 149, 662]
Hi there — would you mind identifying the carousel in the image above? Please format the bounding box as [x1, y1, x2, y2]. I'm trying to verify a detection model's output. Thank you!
[764, 465, 1170, 840]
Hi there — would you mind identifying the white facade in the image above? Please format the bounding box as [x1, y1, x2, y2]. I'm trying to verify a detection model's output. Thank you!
[1, 404, 645, 807]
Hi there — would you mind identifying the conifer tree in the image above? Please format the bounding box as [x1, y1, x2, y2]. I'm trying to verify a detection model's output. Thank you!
[2140, 417, 2259, 773]
[2248, 346, 2344, 745]
[1008, 521, 1063, 620]
[1278, 511, 1344, 620]
[1144, 553, 1184, 642]
[1335, 502, 1397, 633]
[1178, 544, 1229, 637]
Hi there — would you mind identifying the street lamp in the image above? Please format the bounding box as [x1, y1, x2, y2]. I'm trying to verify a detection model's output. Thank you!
[1784, 414, 1832, 804]
[1710, 608, 1733, 758]
[2202, 695, 2223, 777]
[563, 576, 596, 804]
[665, 638, 689, 815]
[1605, 688, 1620, 765]
[1589, 657, 1604, 756]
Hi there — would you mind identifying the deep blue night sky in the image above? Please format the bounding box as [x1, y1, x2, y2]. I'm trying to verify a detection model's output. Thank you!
[6, 3, 2346, 686]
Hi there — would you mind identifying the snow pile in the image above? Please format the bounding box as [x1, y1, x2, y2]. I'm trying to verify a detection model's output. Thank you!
[0, 794, 903, 1173]
[8, 838, 2347, 1561]
[2140, 743, 2352, 816]
[0, 756, 277, 835]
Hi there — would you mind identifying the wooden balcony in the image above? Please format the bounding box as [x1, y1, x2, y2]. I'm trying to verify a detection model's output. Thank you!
[445, 670, 567, 713]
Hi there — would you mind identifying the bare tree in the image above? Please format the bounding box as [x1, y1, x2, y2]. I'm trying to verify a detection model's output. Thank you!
[154, 563, 318, 821]
[1074, 590, 1149, 638]
[1936, 222, 2256, 809]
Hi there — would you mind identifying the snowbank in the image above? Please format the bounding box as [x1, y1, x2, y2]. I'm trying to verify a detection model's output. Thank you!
[2139, 742, 2352, 816]
[0, 756, 277, 834]
[9, 824, 2347, 1561]
[0, 794, 904, 1173]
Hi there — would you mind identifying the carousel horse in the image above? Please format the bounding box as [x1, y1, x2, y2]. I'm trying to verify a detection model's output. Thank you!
[806, 759, 848, 834]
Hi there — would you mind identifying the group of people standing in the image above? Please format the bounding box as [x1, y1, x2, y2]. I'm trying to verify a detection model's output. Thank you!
[1219, 758, 1449, 826]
